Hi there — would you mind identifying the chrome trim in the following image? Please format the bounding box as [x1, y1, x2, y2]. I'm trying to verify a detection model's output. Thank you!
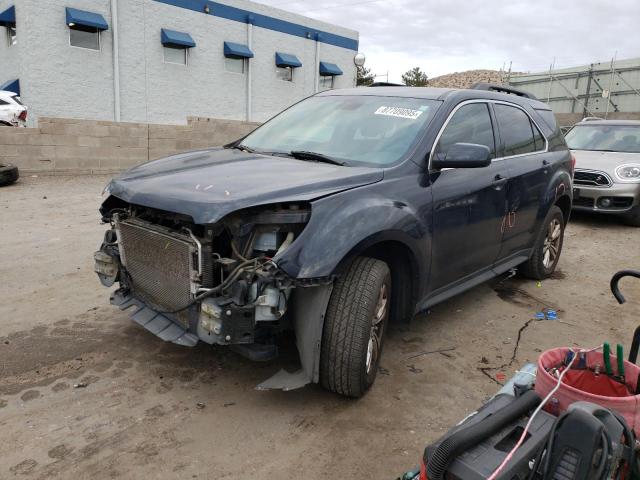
[428, 99, 549, 170]
[573, 168, 613, 188]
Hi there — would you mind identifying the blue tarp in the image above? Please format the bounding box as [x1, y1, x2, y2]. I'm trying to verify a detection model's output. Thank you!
[0, 79, 20, 96]
[161, 28, 196, 48]
[224, 41, 254, 59]
[65, 7, 108, 31]
[319, 62, 343, 76]
[275, 52, 302, 68]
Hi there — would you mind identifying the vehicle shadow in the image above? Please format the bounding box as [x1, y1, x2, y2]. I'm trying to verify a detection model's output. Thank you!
[568, 210, 632, 229]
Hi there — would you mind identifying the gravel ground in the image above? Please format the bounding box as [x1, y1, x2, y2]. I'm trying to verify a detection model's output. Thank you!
[0, 175, 639, 479]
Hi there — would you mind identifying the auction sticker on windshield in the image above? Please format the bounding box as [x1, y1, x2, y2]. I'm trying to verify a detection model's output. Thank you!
[374, 106, 424, 120]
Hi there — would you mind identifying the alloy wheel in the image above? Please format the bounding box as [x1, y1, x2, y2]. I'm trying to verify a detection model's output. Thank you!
[542, 218, 562, 269]
[366, 283, 388, 374]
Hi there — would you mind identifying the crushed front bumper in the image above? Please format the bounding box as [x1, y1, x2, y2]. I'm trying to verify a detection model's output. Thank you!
[111, 289, 199, 346]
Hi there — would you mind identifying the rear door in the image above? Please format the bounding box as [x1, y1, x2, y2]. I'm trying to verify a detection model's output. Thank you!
[492, 103, 549, 262]
[429, 101, 509, 292]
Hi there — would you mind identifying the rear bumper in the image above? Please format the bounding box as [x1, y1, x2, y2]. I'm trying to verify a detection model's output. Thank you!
[572, 182, 640, 214]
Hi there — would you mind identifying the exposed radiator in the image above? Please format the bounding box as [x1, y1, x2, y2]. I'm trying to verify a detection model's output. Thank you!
[115, 217, 200, 325]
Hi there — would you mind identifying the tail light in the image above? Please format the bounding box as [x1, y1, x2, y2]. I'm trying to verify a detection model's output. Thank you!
[570, 153, 576, 178]
[18, 110, 27, 121]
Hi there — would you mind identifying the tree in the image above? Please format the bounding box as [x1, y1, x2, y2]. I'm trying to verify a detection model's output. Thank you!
[401, 67, 429, 86]
[357, 65, 375, 86]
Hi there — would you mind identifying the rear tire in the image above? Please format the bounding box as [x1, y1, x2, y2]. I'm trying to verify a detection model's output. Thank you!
[520, 206, 565, 280]
[0, 163, 19, 187]
[623, 206, 640, 227]
[320, 257, 391, 398]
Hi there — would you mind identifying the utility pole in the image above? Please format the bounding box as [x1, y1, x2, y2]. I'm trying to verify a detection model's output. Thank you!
[583, 63, 594, 118]
[604, 52, 617, 119]
[546, 57, 555, 104]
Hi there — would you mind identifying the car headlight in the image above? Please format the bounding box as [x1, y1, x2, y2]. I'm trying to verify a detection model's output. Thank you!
[102, 182, 113, 196]
[615, 164, 640, 183]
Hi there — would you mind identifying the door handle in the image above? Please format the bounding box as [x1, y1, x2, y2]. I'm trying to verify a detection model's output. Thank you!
[542, 159, 550, 166]
[492, 174, 508, 190]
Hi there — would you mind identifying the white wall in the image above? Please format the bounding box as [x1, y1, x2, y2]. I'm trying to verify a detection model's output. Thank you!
[19, 0, 115, 123]
[3, 0, 359, 125]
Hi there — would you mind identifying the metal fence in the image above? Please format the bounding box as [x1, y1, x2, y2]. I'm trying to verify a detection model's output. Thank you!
[506, 57, 640, 118]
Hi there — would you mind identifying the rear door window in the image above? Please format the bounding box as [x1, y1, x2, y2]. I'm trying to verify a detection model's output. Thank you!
[435, 102, 496, 160]
[494, 104, 543, 156]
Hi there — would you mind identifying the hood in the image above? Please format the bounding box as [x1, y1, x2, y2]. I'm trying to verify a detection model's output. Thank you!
[106, 147, 383, 224]
[572, 149, 640, 176]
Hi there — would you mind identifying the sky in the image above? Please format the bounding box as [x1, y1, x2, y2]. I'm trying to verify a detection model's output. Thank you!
[254, 0, 640, 83]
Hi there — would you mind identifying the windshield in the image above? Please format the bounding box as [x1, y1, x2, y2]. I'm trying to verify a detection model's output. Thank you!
[565, 124, 640, 153]
[239, 95, 440, 167]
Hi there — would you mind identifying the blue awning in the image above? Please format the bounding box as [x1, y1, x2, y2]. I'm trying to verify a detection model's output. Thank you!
[65, 7, 108, 31]
[0, 79, 20, 96]
[0, 5, 15, 27]
[275, 52, 302, 68]
[161, 28, 196, 48]
[224, 41, 254, 59]
[319, 62, 343, 76]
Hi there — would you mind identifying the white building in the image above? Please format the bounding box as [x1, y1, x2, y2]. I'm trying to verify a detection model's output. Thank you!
[0, 0, 360, 125]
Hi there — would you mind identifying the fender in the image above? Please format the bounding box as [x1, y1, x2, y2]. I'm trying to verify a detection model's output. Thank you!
[538, 154, 573, 227]
[275, 186, 430, 282]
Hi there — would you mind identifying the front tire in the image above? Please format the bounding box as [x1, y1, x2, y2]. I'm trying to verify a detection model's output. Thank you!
[320, 257, 391, 398]
[520, 205, 565, 280]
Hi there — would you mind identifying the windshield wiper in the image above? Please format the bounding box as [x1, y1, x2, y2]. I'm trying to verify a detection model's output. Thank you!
[232, 144, 256, 153]
[289, 150, 346, 166]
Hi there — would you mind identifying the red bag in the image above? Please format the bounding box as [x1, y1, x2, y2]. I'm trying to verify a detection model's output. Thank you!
[535, 348, 640, 433]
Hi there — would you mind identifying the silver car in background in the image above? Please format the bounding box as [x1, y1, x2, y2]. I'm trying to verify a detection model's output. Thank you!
[566, 119, 640, 226]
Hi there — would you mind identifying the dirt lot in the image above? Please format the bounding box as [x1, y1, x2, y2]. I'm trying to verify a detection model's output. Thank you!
[1, 175, 639, 479]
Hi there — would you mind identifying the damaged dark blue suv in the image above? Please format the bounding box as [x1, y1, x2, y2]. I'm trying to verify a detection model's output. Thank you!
[96, 84, 573, 397]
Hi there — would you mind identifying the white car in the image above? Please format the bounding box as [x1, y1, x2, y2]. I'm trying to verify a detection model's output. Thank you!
[0, 90, 27, 127]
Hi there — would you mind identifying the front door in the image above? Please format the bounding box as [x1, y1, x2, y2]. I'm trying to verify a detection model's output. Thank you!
[429, 102, 509, 292]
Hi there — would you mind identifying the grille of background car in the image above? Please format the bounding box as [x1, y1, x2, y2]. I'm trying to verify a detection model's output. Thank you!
[574, 170, 612, 187]
[116, 218, 196, 327]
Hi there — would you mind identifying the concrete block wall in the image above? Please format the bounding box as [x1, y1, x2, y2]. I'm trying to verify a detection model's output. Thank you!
[0, 116, 259, 174]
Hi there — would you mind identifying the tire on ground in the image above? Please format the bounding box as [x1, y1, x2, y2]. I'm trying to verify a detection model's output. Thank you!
[0, 163, 19, 187]
[320, 256, 391, 398]
[520, 205, 565, 280]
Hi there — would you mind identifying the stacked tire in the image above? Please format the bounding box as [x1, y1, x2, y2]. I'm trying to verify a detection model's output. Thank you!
[0, 163, 19, 187]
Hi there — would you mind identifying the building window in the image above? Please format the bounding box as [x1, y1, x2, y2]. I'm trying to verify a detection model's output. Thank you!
[69, 26, 100, 50]
[225, 57, 245, 74]
[319, 75, 334, 90]
[7, 26, 16, 46]
[276, 66, 293, 82]
[163, 46, 187, 65]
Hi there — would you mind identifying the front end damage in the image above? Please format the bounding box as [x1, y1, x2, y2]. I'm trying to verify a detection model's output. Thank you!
[95, 199, 333, 390]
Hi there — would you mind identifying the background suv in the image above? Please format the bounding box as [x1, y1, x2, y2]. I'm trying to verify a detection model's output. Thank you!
[97, 84, 573, 397]
[566, 119, 640, 226]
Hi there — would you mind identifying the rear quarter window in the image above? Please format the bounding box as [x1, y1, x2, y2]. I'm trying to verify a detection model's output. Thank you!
[535, 109, 558, 131]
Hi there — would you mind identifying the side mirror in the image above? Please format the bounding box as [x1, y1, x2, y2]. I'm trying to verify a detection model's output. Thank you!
[431, 143, 491, 169]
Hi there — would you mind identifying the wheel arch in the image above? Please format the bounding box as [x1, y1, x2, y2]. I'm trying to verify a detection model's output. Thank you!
[333, 233, 421, 324]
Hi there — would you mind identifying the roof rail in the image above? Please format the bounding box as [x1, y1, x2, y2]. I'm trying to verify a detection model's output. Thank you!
[581, 116, 604, 122]
[470, 82, 537, 100]
[369, 82, 405, 87]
